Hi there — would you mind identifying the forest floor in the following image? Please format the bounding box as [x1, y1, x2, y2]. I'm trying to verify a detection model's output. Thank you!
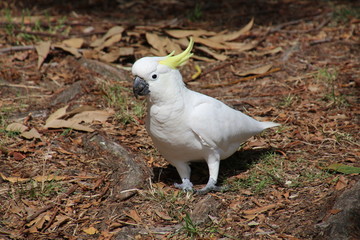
[0, 0, 359, 239]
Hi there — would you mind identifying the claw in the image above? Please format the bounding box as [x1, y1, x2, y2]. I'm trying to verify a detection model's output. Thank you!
[174, 178, 193, 191]
[196, 178, 227, 194]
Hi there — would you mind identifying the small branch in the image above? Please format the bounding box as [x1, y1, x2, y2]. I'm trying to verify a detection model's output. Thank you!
[201, 68, 281, 89]
[26, 185, 78, 223]
[0, 45, 35, 54]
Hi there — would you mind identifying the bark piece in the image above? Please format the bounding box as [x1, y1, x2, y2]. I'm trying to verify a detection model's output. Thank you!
[82, 133, 152, 201]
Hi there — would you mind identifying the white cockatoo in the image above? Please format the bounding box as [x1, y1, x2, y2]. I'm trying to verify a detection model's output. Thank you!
[132, 38, 280, 193]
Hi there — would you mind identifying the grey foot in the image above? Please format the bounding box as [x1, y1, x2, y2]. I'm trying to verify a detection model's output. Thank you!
[196, 178, 226, 194]
[174, 178, 193, 191]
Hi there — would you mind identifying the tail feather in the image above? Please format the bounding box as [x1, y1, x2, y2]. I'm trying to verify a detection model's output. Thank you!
[260, 121, 281, 130]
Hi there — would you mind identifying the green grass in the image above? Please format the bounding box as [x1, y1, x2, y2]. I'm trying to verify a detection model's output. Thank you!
[2, 8, 69, 43]
[16, 179, 64, 200]
[187, 3, 203, 22]
[279, 94, 297, 108]
[331, 4, 360, 24]
[231, 152, 334, 193]
[315, 68, 348, 107]
[102, 84, 145, 125]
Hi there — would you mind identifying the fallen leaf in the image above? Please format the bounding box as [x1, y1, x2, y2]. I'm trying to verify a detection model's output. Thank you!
[99, 48, 134, 62]
[164, 38, 182, 54]
[234, 64, 273, 76]
[0, 173, 29, 183]
[83, 226, 99, 235]
[329, 209, 342, 214]
[45, 105, 69, 125]
[209, 18, 254, 42]
[165, 29, 217, 38]
[126, 209, 142, 223]
[193, 36, 226, 49]
[90, 26, 124, 48]
[146, 33, 167, 55]
[6, 123, 28, 133]
[154, 209, 173, 221]
[44, 119, 94, 132]
[335, 175, 348, 190]
[243, 204, 277, 215]
[95, 33, 122, 51]
[35, 41, 51, 69]
[191, 65, 202, 80]
[197, 46, 227, 61]
[53, 43, 82, 58]
[223, 41, 257, 51]
[12, 152, 26, 161]
[33, 175, 67, 182]
[21, 128, 42, 140]
[326, 163, 360, 174]
[70, 110, 114, 123]
[27, 212, 51, 233]
[252, 46, 283, 56]
[63, 38, 84, 49]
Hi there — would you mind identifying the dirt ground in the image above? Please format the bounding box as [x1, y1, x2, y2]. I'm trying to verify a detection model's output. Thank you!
[0, 0, 359, 239]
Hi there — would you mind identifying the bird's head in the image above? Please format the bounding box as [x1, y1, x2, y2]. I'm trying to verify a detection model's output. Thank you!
[132, 38, 194, 98]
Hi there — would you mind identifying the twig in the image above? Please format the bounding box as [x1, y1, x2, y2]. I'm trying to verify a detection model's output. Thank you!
[13, 30, 68, 39]
[201, 68, 281, 89]
[26, 185, 78, 222]
[0, 45, 35, 54]
[41, 208, 59, 232]
[0, 83, 43, 89]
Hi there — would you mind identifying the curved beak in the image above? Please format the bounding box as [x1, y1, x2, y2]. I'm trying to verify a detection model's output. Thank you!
[133, 76, 150, 98]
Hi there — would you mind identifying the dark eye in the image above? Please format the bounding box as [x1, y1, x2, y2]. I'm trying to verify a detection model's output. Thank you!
[151, 73, 158, 80]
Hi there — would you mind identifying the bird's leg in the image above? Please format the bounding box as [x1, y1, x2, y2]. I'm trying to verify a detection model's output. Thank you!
[197, 154, 222, 194]
[171, 161, 193, 191]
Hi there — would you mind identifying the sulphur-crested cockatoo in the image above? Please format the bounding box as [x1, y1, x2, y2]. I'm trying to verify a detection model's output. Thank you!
[132, 38, 279, 193]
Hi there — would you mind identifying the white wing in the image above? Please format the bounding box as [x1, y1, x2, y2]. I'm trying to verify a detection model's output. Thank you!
[187, 91, 271, 158]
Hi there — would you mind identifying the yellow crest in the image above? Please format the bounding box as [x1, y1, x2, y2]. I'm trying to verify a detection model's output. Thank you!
[159, 38, 194, 69]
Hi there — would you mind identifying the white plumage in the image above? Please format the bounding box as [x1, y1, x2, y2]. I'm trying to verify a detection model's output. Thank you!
[132, 39, 279, 193]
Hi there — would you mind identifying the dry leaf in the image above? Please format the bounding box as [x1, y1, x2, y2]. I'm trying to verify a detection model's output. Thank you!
[197, 46, 227, 61]
[192, 54, 215, 62]
[223, 41, 256, 51]
[53, 43, 82, 58]
[252, 47, 283, 56]
[96, 33, 122, 51]
[33, 175, 67, 182]
[193, 36, 226, 50]
[83, 226, 99, 235]
[6, 123, 28, 133]
[165, 29, 217, 38]
[126, 209, 142, 223]
[70, 110, 114, 123]
[35, 41, 51, 69]
[146, 33, 167, 55]
[335, 175, 348, 190]
[99, 48, 134, 62]
[44, 119, 94, 132]
[154, 209, 172, 221]
[91, 26, 124, 47]
[0, 173, 29, 183]
[21, 128, 42, 140]
[210, 18, 254, 42]
[46, 105, 69, 125]
[243, 204, 277, 215]
[62, 38, 84, 49]
[164, 38, 182, 54]
[27, 212, 51, 233]
[234, 64, 273, 76]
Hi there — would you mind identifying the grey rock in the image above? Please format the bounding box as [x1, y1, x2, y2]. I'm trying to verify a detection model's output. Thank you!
[316, 180, 360, 240]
